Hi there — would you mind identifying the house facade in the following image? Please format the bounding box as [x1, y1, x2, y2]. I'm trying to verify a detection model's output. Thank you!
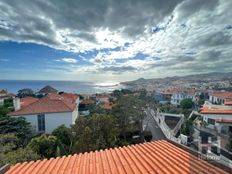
[209, 91, 232, 104]
[9, 93, 79, 134]
[0, 89, 15, 105]
[171, 91, 196, 105]
[200, 102, 232, 134]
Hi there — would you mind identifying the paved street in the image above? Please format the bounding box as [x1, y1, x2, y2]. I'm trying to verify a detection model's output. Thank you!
[143, 110, 166, 141]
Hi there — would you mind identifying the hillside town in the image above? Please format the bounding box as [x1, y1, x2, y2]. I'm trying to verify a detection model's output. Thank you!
[1, 73, 232, 173]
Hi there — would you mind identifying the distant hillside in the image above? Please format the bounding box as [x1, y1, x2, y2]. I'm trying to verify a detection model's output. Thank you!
[121, 72, 232, 85]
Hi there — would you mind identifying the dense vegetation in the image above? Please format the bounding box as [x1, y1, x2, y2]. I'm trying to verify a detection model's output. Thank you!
[0, 89, 151, 166]
[0, 88, 201, 166]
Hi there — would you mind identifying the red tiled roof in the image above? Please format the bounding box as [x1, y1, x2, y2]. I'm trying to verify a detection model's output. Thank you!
[224, 101, 232, 105]
[9, 94, 77, 116]
[20, 97, 38, 108]
[100, 102, 113, 109]
[5, 140, 228, 174]
[200, 107, 232, 114]
[60, 92, 78, 101]
[161, 91, 175, 95]
[80, 99, 95, 105]
[210, 92, 232, 99]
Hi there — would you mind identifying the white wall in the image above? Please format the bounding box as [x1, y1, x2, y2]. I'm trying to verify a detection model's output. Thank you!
[202, 113, 232, 133]
[203, 113, 232, 121]
[14, 112, 73, 134]
[98, 98, 109, 103]
[209, 95, 225, 104]
[0, 98, 4, 105]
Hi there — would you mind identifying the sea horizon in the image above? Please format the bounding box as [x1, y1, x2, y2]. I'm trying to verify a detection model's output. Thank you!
[0, 79, 125, 94]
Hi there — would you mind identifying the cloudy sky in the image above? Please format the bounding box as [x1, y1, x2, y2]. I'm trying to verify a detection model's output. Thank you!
[0, 0, 232, 82]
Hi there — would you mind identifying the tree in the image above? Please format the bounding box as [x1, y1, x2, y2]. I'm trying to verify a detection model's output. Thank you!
[0, 134, 19, 154]
[71, 114, 119, 153]
[73, 126, 95, 153]
[181, 119, 193, 136]
[0, 115, 33, 146]
[180, 98, 194, 109]
[3, 98, 14, 108]
[0, 106, 10, 116]
[0, 133, 20, 166]
[3, 147, 40, 165]
[112, 90, 122, 98]
[28, 134, 58, 158]
[17, 88, 34, 98]
[52, 125, 72, 155]
[112, 95, 146, 143]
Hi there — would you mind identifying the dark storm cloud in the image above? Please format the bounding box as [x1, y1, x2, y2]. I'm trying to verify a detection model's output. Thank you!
[0, 0, 183, 47]
[0, 0, 232, 78]
[176, 0, 219, 19]
[201, 32, 232, 47]
[200, 50, 222, 61]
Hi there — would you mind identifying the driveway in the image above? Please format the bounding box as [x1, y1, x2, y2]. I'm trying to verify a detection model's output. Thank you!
[143, 110, 166, 141]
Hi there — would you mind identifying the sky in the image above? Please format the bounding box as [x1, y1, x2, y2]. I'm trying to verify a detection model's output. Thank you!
[0, 0, 232, 82]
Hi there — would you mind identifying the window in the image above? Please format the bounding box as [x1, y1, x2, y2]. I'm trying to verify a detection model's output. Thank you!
[207, 118, 215, 125]
[37, 114, 45, 131]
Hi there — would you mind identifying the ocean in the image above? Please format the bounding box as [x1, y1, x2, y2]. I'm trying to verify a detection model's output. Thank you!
[0, 80, 125, 94]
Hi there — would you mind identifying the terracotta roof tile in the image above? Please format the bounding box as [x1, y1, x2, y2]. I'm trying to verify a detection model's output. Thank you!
[210, 91, 232, 99]
[9, 93, 77, 116]
[161, 91, 175, 95]
[80, 99, 95, 105]
[20, 97, 39, 108]
[100, 102, 113, 110]
[6, 140, 229, 174]
[225, 101, 232, 105]
[200, 107, 232, 114]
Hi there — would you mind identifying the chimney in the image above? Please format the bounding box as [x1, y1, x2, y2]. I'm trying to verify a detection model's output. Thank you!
[13, 97, 21, 111]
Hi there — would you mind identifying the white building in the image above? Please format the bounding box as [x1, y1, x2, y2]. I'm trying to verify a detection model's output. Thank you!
[209, 91, 232, 104]
[9, 93, 79, 134]
[171, 91, 195, 105]
[96, 94, 110, 103]
[200, 101, 232, 134]
[0, 90, 16, 105]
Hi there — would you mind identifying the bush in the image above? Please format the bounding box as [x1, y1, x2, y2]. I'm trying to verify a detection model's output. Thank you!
[4, 147, 40, 164]
[180, 98, 194, 109]
[28, 134, 58, 158]
[52, 125, 72, 155]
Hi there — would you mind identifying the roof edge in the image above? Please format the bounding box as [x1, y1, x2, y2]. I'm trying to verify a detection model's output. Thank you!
[9, 111, 73, 116]
[167, 139, 232, 173]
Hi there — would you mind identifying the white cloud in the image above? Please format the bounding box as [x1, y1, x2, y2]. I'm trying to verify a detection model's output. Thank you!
[61, 58, 78, 63]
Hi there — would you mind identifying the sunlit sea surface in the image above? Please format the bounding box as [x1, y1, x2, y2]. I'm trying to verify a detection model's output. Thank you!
[0, 80, 125, 94]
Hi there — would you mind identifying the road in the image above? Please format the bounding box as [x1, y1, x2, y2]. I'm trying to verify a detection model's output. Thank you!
[143, 110, 166, 141]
